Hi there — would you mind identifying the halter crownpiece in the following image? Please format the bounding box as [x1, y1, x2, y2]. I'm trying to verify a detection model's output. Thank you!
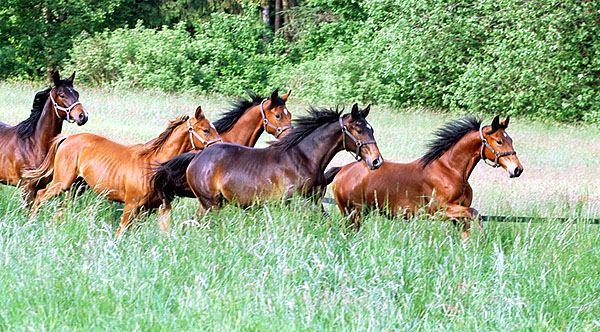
[260, 99, 292, 138]
[49, 87, 83, 123]
[479, 126, 516, 168]
[187, 119, 223, 151]
[339, 117, 377, 161]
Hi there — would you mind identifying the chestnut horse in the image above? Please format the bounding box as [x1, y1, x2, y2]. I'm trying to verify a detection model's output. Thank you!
[330, 115, 523, 238]
[24, 106, 221, 237]
[151, 89, 292, 227]
[0, 71, 88, 203]
[182, 104, 383, 215]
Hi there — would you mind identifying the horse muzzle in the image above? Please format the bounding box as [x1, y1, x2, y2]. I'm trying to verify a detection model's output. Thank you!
[508, 165, 523, 178]
[367, 156, 384, 170]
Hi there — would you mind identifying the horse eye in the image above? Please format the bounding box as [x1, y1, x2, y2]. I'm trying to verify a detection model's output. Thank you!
[59, 94, 65, 98]
[356, 128, 363, 134]
[496, 139, 502, 145]
[275, 114, 281, 120]
[203, 129, 210, 134]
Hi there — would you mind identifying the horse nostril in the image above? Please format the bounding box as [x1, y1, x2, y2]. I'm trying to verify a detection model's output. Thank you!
[513, 166, 522, 177]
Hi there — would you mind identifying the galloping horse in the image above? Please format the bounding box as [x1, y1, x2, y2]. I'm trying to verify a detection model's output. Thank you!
[0, 71, 88, 203]
[151, 89, 292, 226]
[181, 104, 383, 215]
[25, 106, 221, 237]
[330, 115, 523, 238]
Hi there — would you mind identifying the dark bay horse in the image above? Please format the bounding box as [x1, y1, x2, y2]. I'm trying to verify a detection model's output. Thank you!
[330, 115, 524, 238]
[0, 71, 88, 203]
[151, 89, 292, 226]
[25, 106, 221, 237]
[183, 104, 383, 215]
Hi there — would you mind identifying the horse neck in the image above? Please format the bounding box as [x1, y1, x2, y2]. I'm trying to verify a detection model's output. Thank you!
[143, 126, 192, 163]
[220, 104, 264, 146]
[291, 121, 343, 172]
[35, 99, 64, 151]
[436, 130, 482, 182]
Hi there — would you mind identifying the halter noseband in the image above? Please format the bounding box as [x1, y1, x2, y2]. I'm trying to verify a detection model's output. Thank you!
[187, 119, 223, 151]
[339, 117, 377, 161]
[479, 126, 517, 168]
[49, 87, 83, 123]
[260, 99, 292, 138]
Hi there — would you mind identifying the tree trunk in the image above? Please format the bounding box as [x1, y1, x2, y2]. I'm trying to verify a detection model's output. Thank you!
[43, 4, 54, 83]
[282, 0, 290, 40]
[274, 0, 281, 33]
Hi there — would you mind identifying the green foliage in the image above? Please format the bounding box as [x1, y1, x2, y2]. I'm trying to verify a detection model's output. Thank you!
[68, 14, 281, 94]
[4, 0, 600, 122]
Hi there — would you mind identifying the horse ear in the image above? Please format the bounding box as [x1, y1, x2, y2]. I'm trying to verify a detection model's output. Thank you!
[491, 115, 500, 130]
[501, 116, 510, 128]
[351, 103, 359, 119]
[67, 71, 75, 84]
[270, 89, 279, 101]
[53, 71, 61, 87]
[362, 104, 371, 118]
[194, 105, 205, 120]
[281, 89, 291, 102]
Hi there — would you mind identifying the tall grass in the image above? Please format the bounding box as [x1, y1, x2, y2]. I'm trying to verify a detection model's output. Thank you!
[0, 82, 599, 330]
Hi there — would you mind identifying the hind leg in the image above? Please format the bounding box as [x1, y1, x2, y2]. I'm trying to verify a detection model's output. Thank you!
[442, 204, 482, 241]
[31, 164, 79, 216]
[114, 202, 140, 238]
[157, 200, 172, 232]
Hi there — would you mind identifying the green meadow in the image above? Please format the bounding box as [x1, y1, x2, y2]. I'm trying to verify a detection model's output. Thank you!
[0, 82, 599, 331]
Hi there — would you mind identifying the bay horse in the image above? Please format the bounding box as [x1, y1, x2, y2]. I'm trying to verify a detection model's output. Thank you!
[24, 106, 221, 237]
[151, 89, 292, 227]
[330, 115, 523, 239]
[183, 103, 383, 216]
[0, 71, 88, 204]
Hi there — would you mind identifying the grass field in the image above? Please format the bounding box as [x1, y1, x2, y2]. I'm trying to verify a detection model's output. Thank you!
[0, 82, 599, 331]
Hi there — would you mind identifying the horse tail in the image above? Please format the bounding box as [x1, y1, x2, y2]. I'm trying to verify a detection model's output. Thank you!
[150, 152, 197, 204]
[22, 134, 68, 182]
[324, 166, 342, 186]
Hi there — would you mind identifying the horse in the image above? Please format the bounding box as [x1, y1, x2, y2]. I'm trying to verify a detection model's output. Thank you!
[151, 89, 293, 227]
[0, 71, 88, 204]
[179, 103, 383, 216]
[24, 105, 222, 238]
[329, 115, 524, 239]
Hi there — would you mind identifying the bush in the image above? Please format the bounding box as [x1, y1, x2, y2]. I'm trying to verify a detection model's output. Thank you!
[66, 0, 600, 122]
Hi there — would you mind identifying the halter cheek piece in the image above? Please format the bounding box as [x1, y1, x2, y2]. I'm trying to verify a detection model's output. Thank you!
[479, 126, 517, 168]
[187, 119, 223, 151]
[339, 117, 377, 161]
[49, 88, 83, 123]
[260, 99, 292, 138]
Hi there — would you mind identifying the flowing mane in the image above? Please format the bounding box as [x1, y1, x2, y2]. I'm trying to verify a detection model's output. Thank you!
[137, 115, 189, 157]
[213, 91, 284, 133]
[15, 87, 52, 139]
[270, 106, 342, 151]
[419, 115, 481, 168]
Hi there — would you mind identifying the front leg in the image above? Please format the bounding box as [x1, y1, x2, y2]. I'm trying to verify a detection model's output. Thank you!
[440, 203, 482, 241]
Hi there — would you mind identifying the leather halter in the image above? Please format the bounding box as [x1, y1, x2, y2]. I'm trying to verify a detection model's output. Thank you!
[479, 126, 516, 168]
[259, 99, 292, 138]
[187, 119, 222, 151]
[339, 117, 377, 161]
[49, 87, 84, 123]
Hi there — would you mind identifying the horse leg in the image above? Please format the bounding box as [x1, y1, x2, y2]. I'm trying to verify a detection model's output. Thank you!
[442, 204, 482, 241]
[31, 171, 78, 217]
[114, 202, 139, 238]
[157, 200, 172, 232]
[20, 180, 37, 208]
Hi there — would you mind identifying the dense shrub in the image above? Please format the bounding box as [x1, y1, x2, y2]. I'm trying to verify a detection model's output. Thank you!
[68, 14, 282, 95]
[64, 0, 599, 122]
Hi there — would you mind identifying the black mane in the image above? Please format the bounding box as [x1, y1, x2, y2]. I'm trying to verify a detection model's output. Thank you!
[213, 91, 285, 133]
[15, 87, 52, 139]
[419, 115, 481, 168]
[270, 106, 342, 151]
